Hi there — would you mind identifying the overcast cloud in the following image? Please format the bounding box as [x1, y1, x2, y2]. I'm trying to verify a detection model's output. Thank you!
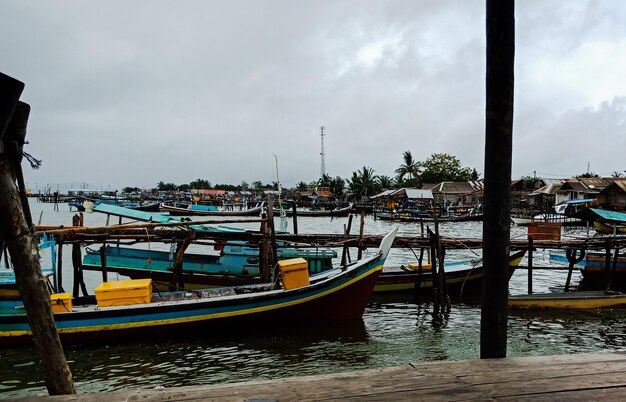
[1, 0, 625, 191]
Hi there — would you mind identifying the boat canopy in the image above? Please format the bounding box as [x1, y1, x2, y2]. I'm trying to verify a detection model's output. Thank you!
[556, 198, 596, 205]
[573, 208, 626, 224]
[94, 203, 175, 223]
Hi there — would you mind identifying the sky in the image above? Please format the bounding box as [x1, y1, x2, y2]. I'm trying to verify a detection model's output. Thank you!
[1, 0, 625, 191]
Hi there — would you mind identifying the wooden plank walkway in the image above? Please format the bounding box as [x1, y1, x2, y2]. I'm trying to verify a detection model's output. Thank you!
[19, 352, 626, 401]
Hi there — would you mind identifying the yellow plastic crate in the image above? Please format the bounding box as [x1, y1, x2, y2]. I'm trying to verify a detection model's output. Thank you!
[94, 279, 152, 307]
[278, 258, 310, 290]
[50, 293, 72, 313]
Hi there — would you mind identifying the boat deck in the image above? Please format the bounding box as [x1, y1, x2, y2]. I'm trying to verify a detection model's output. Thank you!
[22, 352, 626, 401]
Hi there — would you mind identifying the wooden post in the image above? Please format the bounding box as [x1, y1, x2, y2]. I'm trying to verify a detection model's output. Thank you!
[527, 237, 533, 294]
[341, 214, 353, 266]
[267, 198, 279, 284]
[565, 249, 585, 292]
[609, 248, 620, 291]
[481, 0, 515, 359]
[357, 210, 365, 260]
[56, 241, 63, 293]
[0, 73, 75, 395]
[291, 201, 298, 235]
[605, 245, 611, 288]
[428, 229, 439, 302]
[259, 213, 270, 283]
[99, 244, 108, 282]
[170, 229, 195, 290]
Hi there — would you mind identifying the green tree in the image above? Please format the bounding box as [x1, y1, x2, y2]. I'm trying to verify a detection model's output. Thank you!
[576, 172, 600, 178]
[330, 176, 346, 197]
[420, 153, 473, 183]
[157, 181, 177, 191]
[296, 181, 309, 191]
[349, 166, 380, 197]
[377, 175, 394, 190]
[189, 178, 211, 189]
[252, 181, 264, 190]
[318, 174, 332, 187]
[122, 186, 140, 194]
[395, 151, 422, 187]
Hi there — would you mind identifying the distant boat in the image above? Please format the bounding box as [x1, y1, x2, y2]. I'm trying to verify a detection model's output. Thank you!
[160, 203, 264, 217]
[0, 228, 398, 346]
[511, 214, 582, 226]
[275, 204, 353, 217]
[509, 290, 626, 309]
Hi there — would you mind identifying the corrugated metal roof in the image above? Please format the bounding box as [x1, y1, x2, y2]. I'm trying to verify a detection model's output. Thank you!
[600, 180, 626, 193]
[434, 182, 475, 194]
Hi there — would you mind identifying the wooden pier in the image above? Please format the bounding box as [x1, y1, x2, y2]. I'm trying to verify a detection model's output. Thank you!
[18, 352, 626, 401]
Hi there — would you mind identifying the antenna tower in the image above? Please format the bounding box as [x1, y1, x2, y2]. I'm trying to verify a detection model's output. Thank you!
[320, 126, 326, 178]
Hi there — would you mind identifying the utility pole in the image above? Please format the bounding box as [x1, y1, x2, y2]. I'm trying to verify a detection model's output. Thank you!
[320, 126, 326, 179]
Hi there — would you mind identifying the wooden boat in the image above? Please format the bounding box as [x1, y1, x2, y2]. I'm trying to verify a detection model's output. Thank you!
[594, 221, 626, 235]
[572, 208, 626, 234]
[0, 228, 398, 346]
[275, 204, 353, 217]
[160, 203, 264, 217]
[82, 243, 337, 290]
[550, 250, 626, 288]
[374, 209, 482, 223]
[508, 291, 626, 309]
[374, 249, 526, 296]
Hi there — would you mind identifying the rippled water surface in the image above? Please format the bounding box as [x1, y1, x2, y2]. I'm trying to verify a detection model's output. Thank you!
[1, 201, 624, 399]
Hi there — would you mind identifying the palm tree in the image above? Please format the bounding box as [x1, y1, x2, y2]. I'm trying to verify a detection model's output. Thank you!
[395, 151, 422, 187]
[318, 174, 332, 187]
[296, 181, 309, 191]
[377, 175, 394, 190]
[349, 166, 380, 197]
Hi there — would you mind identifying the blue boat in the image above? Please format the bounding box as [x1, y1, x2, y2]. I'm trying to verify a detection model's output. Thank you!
[82, 204, 338, 289]
[0, 228, 398, 346]
[81, 243, 337, 289]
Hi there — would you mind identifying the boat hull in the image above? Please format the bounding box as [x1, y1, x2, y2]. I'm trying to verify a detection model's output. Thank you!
[509, 291, 626, 309]
[374, 250, 526, 296]
[0, 255, 384, 346]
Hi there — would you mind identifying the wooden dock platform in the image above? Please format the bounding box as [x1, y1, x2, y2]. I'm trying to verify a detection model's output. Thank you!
[19, 352, 626, 401]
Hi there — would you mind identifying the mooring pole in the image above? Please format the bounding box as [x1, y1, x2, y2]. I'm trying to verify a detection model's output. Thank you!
[481, 0, 515, 359]
[527, 237, 533, 294]
[0, 73, 75, 394]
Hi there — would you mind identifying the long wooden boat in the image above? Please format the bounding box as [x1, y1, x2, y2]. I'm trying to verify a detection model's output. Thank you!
[160, 203, 264, 217]
[82, 243, 337, 290]
[374, 249, 526, 296]
[0, 228, 398, 346]
[275, 204, 353, 217]
[374, 210, 482, 223]
[508, 291, 626, 309]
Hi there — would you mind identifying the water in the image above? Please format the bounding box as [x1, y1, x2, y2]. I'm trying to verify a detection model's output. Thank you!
[1, 200, 625, 399]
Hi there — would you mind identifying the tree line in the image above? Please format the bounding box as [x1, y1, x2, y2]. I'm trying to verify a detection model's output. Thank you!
[126, 152, 477, 197]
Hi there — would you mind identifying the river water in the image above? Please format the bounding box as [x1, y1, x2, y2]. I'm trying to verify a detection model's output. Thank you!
[1, 200, 625, 399]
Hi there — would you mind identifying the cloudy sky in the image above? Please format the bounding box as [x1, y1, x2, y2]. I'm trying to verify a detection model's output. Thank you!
[1, 1, 625, 191]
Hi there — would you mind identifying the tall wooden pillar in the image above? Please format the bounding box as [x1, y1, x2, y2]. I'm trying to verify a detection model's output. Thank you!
[480, 0, 515, 359]
[0, 73, 75, 394]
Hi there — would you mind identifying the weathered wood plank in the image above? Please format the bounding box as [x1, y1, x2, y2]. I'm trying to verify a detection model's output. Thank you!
[17, 352, 626, 401]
